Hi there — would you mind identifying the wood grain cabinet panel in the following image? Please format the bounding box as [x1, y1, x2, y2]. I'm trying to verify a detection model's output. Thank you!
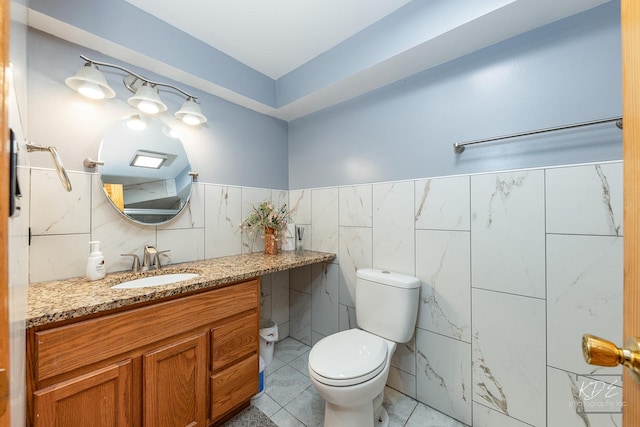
[211, 354, 258, 422]
[210, 312, 259, 423]
[27, 279, 260, 427]
[144, 332, 208, 427]
[212, 313, 258, 371]
[33, 359, 132, 427]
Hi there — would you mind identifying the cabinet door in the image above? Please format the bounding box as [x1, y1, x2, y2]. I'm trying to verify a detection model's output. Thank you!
[143, 332, 208, 427]
[33, 360, 132, 427]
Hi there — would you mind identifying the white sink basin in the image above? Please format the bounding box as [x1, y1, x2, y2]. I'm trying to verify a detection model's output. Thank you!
[111, 273, 199, 289]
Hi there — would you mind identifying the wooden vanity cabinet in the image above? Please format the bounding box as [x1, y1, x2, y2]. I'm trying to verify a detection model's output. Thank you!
[26, 279, 260, 427]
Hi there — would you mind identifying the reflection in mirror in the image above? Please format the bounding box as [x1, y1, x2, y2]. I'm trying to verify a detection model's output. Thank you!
[98, 115, 192, 224]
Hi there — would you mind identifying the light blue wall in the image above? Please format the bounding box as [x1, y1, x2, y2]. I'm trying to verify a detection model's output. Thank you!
[29, 0, 276, 107]
[27, 29, 289, 190]
[288, 2, 622, 189]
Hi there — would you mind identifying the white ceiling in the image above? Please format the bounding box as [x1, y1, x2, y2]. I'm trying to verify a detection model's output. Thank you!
[124, 0, 414, 79]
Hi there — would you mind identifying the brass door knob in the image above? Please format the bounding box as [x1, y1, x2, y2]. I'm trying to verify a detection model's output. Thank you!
[582, 333, 640, 383]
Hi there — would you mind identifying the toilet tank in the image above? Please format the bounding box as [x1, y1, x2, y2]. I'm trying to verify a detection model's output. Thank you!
[355, 268, 420, 343]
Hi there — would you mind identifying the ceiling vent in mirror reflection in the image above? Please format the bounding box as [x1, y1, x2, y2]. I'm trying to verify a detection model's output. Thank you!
[88, 115, 194, 225]
[65, 55, 207, 125]
[130, 151, 170, 169]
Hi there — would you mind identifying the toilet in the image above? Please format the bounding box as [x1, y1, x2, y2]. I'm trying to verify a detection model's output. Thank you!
[308, 268, 420, 426]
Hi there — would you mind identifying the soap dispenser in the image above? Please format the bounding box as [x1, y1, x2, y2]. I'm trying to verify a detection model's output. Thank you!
[86, 241, 106, 281]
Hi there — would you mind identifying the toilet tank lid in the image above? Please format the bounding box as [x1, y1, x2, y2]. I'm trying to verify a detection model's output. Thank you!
[356, 268, 420, 289]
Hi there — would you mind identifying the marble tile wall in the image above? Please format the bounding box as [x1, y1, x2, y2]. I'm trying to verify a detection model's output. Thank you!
[291, 161, 623, 427]
[29, 161, 623, 426]
[28, 169, 292, 337]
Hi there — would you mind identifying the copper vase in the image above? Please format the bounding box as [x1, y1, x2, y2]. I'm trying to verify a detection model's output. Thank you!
[264, 227, 278, 255]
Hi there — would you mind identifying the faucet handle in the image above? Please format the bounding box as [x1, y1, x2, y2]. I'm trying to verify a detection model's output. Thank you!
[120, 253, 140, 272]
[152, 250, 171, 269]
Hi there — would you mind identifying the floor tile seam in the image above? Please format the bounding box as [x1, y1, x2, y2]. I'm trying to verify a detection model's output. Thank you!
[265, 363, 288, 378]
[273, 407, 307, 427]
[282, 396, 316, 426]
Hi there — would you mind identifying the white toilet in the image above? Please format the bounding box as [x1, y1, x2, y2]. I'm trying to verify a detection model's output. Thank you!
[308, 268, 420, 426]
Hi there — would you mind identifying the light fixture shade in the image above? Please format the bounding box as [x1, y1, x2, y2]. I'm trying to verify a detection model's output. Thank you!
[175, 97, 207, 125]
[128, 82, 167, 114]
[65, 63, 116, 100]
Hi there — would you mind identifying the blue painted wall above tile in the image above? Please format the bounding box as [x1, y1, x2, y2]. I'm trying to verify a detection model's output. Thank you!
[288, 2, 622, 189]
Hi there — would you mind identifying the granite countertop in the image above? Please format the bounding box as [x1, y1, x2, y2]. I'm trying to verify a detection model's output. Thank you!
[27, 250, 336, 329]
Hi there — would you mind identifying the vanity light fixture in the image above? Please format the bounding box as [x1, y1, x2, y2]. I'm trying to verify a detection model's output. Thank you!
[65, 55, 207, 125]
[126, 114, 149, 131]
[127, 80, 167, 114]
[130, 151, 168, 169]
[175, 97, 207, 126]
[64, 62, 115, 100]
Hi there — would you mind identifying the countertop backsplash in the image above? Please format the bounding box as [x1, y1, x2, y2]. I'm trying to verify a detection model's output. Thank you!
[29, 170, 290, 283]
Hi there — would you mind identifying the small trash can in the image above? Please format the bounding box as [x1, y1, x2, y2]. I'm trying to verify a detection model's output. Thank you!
[259, 318, 278, 367]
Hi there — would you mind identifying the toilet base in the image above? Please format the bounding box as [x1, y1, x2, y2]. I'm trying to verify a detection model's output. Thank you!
[324, 400, 374, 426]
[322, 391, 389, 427]
[375, 406, 389, 427]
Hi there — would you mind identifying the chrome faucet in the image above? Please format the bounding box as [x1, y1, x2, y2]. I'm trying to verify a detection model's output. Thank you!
[143, 245, 158, 271]
[142, 245, 170, 271]
[122, 246, 170, 272]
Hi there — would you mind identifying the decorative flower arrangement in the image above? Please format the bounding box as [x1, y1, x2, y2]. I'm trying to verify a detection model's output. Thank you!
[239, 201, 294, 254]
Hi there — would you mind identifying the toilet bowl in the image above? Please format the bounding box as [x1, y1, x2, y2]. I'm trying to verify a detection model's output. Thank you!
[307, 268, 420, 426]
[309, 329, 396, 426]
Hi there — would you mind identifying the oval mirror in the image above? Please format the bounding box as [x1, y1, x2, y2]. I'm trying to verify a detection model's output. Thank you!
[98, 115, 193, 225]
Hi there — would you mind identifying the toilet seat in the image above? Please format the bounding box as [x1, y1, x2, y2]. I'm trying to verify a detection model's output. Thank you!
[309, 329, 388, 386]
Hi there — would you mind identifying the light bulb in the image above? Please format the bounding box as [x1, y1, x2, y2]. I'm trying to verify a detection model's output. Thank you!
[175, 97, 206, 125]
[137, 100, 160, 114]
[182, 114, 201, 126]
[78, 82, 106, 100]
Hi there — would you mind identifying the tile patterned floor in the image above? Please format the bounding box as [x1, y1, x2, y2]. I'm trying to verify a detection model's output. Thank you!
[251, 337, 466, 427]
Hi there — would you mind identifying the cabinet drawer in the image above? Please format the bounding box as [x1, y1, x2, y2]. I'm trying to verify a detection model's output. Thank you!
[211, 354, 258, 420]
[34, 279, 259, 381]
[212, 313, 258, 371]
